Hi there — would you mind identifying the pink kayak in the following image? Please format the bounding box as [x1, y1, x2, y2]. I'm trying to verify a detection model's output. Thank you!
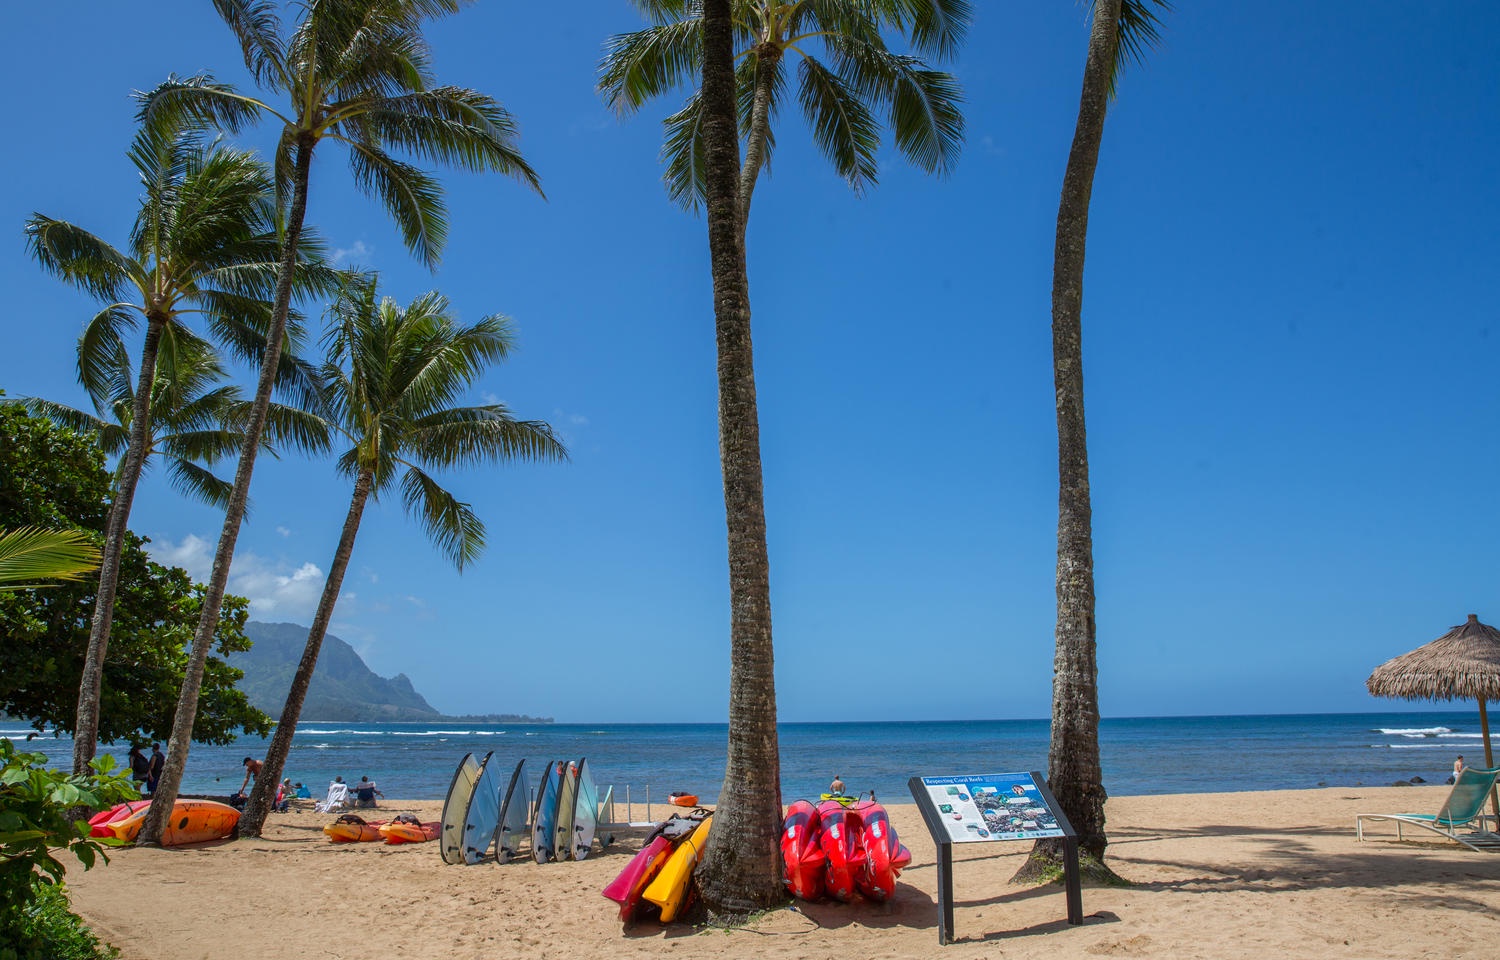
[602, 835, 674, 922]
[89, 799, 151, 838]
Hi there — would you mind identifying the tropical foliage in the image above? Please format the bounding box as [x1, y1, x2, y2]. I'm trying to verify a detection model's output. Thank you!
[0, 528, 100, 592]
[134, 0, 544, 847]
[0, 741, 137, 960]
[238, 277, 565, 836]
[0, 403, 268, 746]
[599, 0, 968, 220]
[25, 118, 324, 775]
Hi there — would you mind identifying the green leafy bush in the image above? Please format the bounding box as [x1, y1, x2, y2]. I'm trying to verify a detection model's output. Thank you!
[3, 882, 118, 960]
[0, 741, 136, 959]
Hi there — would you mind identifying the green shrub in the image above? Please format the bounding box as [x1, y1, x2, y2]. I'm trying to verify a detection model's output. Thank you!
[0, 740, 136, 958]
[2, 882, 118, 960]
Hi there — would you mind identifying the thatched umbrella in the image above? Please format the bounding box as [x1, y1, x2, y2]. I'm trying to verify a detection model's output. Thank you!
[1367, 613, 1500, 820]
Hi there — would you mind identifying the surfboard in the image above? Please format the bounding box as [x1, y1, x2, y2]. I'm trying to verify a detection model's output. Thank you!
[495, 758, 529, 864]
[461, 751, 502, 864]
[572, 758, 599, 860]
[553, 759, 580, 861]
[531, 759, 563, 864]
[595, 784, 615, 849]
[440, 753, 481, 865]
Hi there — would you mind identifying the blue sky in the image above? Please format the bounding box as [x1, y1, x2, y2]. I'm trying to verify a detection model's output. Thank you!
[3, 2, 1497, 722]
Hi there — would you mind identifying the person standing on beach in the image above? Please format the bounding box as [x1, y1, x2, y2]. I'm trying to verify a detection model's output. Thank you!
[146, 742, 165, 795]
[1453, 755, 1466, 783]
[127, 746, 149, 791]
[237, 756, 263, 797]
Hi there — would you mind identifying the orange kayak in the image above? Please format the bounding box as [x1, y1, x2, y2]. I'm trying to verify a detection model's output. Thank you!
[668, 793, 699, 807]
[109, 800, 240, 846]
[380, 819, 441, 844]
[324, 815, 387, 842]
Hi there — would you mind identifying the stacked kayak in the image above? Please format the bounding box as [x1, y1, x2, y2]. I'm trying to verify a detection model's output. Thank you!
[602, 810, 712, 924]
[380, 816, 441, 844]
[324, 814, 387, 843]
[109, 799, 240, 846]
[780, 799, 911, 903]
[89, 800, 152, 838]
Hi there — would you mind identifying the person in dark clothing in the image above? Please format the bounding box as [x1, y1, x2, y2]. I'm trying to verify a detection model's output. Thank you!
[128, 746, 149, 791]
[146, 742, 165, 795]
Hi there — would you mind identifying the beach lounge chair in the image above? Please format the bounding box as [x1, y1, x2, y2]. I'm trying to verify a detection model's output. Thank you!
[316, 781, 349, 813]
[1355, 766, 1500, 852]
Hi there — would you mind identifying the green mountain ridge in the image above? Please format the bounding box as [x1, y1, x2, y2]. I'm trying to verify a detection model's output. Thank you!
[232, 621, 550, 723]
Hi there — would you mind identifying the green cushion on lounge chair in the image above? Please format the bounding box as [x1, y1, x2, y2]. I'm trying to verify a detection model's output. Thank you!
[1356, 766, 1500, 852]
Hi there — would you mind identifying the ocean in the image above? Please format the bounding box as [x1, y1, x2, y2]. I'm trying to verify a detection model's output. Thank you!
[3, 711, 1485, 808]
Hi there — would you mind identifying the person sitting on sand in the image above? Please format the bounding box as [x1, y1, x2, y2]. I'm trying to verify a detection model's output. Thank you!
[295, 782, 311, 800]
[274, 778, 294, 812]
[237, 756, 263, 797]
[353, 776, 383, 807]
[829, 774, 845, 796]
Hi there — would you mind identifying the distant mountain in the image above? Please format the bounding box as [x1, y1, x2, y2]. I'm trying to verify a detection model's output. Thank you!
[232, 621, 550, 723]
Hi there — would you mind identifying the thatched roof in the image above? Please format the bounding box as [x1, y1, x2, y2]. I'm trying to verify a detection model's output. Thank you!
[1367, 614, 1500, 701]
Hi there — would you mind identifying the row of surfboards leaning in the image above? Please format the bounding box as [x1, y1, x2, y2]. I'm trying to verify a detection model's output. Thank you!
[439, 753, 616, 866]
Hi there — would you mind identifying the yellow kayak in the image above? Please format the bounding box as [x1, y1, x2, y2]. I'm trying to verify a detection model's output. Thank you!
[641, 816, 712, 922]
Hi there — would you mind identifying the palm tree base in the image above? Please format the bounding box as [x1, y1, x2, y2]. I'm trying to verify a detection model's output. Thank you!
[1009, 844, 1127, 887]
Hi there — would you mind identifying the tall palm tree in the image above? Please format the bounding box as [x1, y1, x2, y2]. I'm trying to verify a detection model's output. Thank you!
[18, 327, 326, 516]
[0, 528, 101, 592]
[1017, 0, 1169, 883]
[599, 0, 967, 233]
[237, 278, 565, 837]
[674, 0, 779, 915]
[134, 0, 542, 846]
[24, 121, 320, 776]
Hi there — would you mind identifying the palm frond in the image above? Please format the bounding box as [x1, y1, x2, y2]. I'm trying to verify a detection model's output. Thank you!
[164, 458, 236, 512]
[24, 217, 135, 302]
[353, 88, 542, 193]
[134, 74, 278, 135]
[406, 406, 568, 470]
[77, 305, 142, 400]
[661, 92, 708, 211]
[797, 58, 881, 193]
[14, 398, 115, 451]
[882, 56, 964, 176]
[1113, 0, 1171, 90]
[212, 0, 289, 88]
[870, 0, 972, 61]
[599, 19, 703, 115]
[0, 527, 102, 591]
[398, 466, 485, 570]
[344, 143, 447, 269]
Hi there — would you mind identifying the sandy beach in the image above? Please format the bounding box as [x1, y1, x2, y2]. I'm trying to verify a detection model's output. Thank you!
[66, 785, 1500, 960]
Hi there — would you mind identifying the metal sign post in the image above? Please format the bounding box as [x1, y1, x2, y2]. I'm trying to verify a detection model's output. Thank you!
[908, 771, 1083, 945]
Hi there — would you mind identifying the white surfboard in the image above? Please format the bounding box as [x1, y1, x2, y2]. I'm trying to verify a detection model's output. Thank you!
[440, 753, 481, 865]
[572, 758, 599, 860]
[495, 759, 529, 864]
[460, 751, 502, 864]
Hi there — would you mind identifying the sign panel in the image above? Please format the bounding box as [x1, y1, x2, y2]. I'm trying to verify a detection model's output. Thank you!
[917, 772, 1064, 843]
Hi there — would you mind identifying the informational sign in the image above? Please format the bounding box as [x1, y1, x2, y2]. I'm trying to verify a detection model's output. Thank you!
[909, 771, 1081, 945]
[917, 773, 1064, 843]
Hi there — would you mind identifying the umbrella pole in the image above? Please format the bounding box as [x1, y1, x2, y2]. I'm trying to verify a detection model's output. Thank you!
[1481, 697, 1499, 827]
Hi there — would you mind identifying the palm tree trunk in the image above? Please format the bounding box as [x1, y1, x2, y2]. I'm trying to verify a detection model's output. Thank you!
[1015, 0, 1120, 881]
[71, 312, 166, 775]
[238, 468, 373, 837]
[694, 0, 783, 917]
[139, 135, 316, 846]
[737, 44, 781, 235]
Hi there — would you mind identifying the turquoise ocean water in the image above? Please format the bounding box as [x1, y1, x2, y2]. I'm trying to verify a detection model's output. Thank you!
[4, 711, 1484, 806]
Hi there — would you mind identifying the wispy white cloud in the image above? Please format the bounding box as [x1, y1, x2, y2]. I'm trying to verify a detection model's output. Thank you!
[333, 240, 371, 266]
[275, 525, 292, 538]
[481, 391, 500, 405]
[149, 535, 337, 622]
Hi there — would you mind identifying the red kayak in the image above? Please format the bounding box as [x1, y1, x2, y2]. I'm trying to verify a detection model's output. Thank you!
[816, 798, 861, 902]
[780, 799, 826, 901]
[848, 801, 910, 901]
[89, 800, 151, 838]
[602, 835, 674, 922]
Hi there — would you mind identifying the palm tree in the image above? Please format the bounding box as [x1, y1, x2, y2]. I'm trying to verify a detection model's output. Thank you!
[599, 0, 968, 231]
[601, 1, 968, 914]
[667, 0, 777, 915]
[1017, 0, 1169, 883]
[24, 121, 320, 776]
[134, 0, 542, 846]
[18, 327, 326, 516]
[0, 528, 101, 591]
[237, 277, 565, 837]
